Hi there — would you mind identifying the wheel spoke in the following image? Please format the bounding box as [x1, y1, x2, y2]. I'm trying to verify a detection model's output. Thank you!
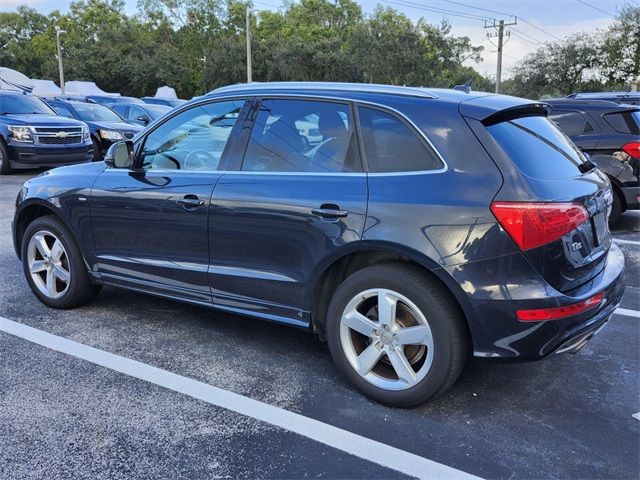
[46, 269, 57, 296]
[377, 290, 398, 327]
[50, 239, 65, 262]
[29, 260, 47, 274]
[343, 309, 377, 337]
[394, 325, 432, 346]
[356, 343, 383, 375]
[387, 349, 416, 384]
[53, 265, 70, 283]
[34, 234, 50, 257]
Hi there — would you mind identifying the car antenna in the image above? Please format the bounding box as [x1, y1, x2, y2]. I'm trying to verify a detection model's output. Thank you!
[453, 79, 472, 94]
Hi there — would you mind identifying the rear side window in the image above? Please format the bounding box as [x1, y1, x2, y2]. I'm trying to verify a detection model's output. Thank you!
[603, 111, 640, 134]
[486, 116, 588, 180]
[548, 111, 594, 136]
[358, 107, 442, 172]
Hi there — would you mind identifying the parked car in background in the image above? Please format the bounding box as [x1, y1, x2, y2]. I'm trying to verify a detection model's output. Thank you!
[0, 90, 92, 174]
[565, 91, 640, 106]
[86, 95, 144, 106]
[141, 97, 186, 108]
[12, 82, 625, 406]
[546, 98, 640, 224]
[43, 98, 143, 160]
[109, 103, 171, 126]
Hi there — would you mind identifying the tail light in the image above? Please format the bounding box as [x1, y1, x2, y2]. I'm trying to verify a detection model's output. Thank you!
[516, 291, 604, 321]
[490, 201, 589, 251]
[622, 142, 640, 158]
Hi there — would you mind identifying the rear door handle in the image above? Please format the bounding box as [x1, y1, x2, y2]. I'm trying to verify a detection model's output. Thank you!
[312, 204, 349, 219]
[176, 194, 205, 209]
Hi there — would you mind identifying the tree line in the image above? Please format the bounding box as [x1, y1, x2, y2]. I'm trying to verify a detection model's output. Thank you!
[1, 0, 637, 100]
[0, 0, 491, 99]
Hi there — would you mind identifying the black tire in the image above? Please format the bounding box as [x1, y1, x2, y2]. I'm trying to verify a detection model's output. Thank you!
[91, 137, 103, 162]
[326, 263, 468, 407]
[21, 215, 101, 309]
[609, 189, 624, 227]
[0, 138, 13, 175]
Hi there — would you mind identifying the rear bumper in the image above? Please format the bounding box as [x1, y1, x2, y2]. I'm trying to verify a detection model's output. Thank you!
[7, 141, 93, 169]
[446, 243, 625, 360]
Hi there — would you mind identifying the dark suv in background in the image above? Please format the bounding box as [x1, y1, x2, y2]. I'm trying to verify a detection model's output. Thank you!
[565, 91, 640, 106]
[0, 90, 92, 175]
[12, 83, 625, 406]
[43, 97, 142, 160]
[547, 98, 640, 223]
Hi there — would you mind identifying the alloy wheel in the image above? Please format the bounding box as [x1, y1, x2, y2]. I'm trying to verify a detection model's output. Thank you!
[27, 230, 71, 300]
[339, 288, 435, 391]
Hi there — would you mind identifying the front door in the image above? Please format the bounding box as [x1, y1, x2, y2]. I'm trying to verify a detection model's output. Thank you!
[91, 98, 248, 304]
[209, 97, 368, 324]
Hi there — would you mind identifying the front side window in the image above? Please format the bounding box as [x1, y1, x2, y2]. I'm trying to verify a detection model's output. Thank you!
[358, 107, 442, 173]
[128, 106, 146, 121]
[51, 104, 75, 118]
[139, 99, 245, 171]
[242, 99, 360, 173]
[549, 110, 594, 136]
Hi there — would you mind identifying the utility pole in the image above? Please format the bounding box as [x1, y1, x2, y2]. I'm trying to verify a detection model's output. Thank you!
[55, 26, 67, 94]
[485, 18, 517, 94]
[246, 7, 252, 83]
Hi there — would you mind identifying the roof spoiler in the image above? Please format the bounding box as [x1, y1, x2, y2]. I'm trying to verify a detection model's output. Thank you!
[482, 102, 550, 126]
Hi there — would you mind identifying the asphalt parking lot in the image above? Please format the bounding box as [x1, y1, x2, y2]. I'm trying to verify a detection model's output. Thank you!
[0, 171, 638, 480]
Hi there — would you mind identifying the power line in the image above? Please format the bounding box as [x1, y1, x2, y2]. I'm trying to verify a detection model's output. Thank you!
[576, 0, 615, 16]
[510, 27, 543, 45]
[377, 0, 496, 22]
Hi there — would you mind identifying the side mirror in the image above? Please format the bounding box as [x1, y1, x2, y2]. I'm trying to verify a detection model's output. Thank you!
[104, 140, 134, 169]
[136, 115, 150, 125]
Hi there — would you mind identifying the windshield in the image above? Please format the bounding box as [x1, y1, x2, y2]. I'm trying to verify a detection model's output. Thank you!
[0, 94, 55, 115]
[146, 105, 171, 119]
[73, 103, 122, 122]
[487, 115, 589, 180]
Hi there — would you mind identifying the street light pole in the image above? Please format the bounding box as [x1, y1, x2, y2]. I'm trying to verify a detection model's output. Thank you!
[55, 26, 67, 95]
[246, 7, 252, 83]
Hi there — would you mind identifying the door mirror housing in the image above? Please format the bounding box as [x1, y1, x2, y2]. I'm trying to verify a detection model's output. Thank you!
[104, 140, 134, 169]
[136, 115, 151, 125]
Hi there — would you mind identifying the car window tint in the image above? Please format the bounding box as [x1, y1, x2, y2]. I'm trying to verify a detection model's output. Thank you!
[487, 116, 588, 180]
[603, 111, 640, 135]
[52, 104, 75, 118]
[129, 106, 145, 120]
[549, 111, 594, 136]
[242, 99, 360, 173]
[357, 107, 442, 173]
[139, 100, 246, 171]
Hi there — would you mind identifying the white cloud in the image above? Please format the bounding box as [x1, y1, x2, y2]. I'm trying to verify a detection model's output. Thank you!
[453, 17, 613, 80]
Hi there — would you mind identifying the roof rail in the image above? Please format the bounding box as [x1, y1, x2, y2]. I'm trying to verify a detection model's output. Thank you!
[208, 82, 437, 99]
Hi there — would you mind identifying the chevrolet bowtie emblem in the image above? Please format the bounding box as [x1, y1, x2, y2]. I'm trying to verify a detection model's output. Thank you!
[56, 131, 68, 138]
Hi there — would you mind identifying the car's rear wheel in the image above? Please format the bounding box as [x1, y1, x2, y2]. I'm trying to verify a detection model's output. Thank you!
[0, 138, 13, 175]
[22, 215, 101, 308]
[326, 263, 468, 407]
[609, 188, 624, 226]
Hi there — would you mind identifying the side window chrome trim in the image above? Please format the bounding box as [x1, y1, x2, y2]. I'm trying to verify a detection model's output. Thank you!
[147, 93, 449, 176]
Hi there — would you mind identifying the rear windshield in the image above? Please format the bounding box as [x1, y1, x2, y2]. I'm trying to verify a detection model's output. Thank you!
[486, 115, 588, 180]
[603, 110, 640, 134]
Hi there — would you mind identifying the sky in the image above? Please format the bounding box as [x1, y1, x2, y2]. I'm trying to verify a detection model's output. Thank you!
[0, 0, 633, 79]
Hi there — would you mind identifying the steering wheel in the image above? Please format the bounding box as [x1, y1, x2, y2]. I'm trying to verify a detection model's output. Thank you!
[183, 150, 218, 170]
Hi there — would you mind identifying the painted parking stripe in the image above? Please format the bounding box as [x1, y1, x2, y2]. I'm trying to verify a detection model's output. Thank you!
[615, 308, 640, 319]
[0, 316, 479, 480]
[613, 238, 640, 246]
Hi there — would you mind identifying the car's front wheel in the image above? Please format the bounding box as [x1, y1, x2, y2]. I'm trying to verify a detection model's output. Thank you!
[326, 263, 468, 407]
[0, 138, 13, 175]
[22, 215, 101, 309]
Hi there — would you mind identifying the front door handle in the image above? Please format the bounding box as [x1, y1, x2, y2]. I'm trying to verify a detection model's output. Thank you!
[312, 204, 349, 219]
[176, 194, 205, 209]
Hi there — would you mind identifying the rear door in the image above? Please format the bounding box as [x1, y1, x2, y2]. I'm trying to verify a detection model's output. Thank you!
[208, 97, 367, 324]
[91, 98, 248, 304]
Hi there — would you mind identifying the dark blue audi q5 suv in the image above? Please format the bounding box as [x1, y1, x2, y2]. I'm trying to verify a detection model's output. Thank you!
[12, 82, 625, 406]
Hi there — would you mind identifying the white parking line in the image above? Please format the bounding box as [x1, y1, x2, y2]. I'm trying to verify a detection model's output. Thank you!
[613, 238, 640, 246]
[0, 316, 479, 480]
[615, 308, 640, 319]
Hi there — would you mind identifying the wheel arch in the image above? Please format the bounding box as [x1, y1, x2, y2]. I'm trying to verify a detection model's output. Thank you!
[309, 241, 475, 352]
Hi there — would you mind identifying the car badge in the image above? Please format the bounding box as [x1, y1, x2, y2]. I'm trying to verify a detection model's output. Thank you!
[56, 131, 68, 138]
